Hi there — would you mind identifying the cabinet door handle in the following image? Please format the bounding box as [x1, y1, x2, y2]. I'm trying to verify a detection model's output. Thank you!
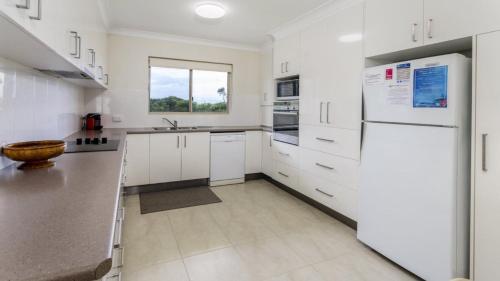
[16, 0, 30, 9]
[269, 135, 272, 147]
[279, 152, 290, 157]
[88, 49, 95, 67]
[316, 137, 335, 143]
[177, 135, 180, 148]
[281, 63, 284, 74]
[184, 135, 187, 148]
[98, 66, 104, 80]
[315, 188, 334, 198]
[278, 172, 289, 178]
[326, 102, 331, 124]
[69, 31, 78, 56]
[104, 74, 109, 85]
[482, 133, 488, 172]
[315, 163, 335, 170]
[319, 102, 324, 123]
[285, 62, 289, 73]
[29, 0, 41, 20]
[75, 35, 82, 59]
[412, 23, 418, 42]
[426, 19, 434, 39]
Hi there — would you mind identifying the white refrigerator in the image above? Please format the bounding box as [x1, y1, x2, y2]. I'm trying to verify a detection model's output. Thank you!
[358, 54, 471, 281]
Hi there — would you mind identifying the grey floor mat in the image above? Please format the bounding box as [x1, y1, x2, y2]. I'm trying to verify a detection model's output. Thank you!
[139, 186, 222, 214]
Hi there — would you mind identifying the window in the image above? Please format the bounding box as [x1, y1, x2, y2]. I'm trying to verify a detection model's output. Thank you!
[149, 57, 232, 113]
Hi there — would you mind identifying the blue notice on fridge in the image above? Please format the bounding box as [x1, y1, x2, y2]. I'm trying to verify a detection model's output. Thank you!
[413, 65, 448, 108]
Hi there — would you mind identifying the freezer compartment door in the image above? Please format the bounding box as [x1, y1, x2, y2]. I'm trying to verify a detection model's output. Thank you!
[363, 53, 471, 127]
[358, 122, 461, 281]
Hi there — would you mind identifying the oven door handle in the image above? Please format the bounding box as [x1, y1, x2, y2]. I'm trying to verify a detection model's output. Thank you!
[273, 111, 299, 116]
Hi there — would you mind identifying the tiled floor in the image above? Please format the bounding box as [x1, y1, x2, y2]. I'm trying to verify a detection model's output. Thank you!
[122, 180, 419, 281]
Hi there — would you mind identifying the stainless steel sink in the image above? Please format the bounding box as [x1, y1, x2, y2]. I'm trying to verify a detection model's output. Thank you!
[152, 127, 198, 131]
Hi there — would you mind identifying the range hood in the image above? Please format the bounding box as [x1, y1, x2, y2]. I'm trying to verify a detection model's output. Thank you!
[36, 69, 93, 80]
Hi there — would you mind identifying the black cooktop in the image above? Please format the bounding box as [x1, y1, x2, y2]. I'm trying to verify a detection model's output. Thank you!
[65, 138, 120, 153]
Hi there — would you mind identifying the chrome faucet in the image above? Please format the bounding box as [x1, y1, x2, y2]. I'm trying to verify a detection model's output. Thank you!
[162, 117, 178, 129]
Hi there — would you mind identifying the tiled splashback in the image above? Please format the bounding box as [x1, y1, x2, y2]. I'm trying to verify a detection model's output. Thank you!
[0, 57, 85, 169]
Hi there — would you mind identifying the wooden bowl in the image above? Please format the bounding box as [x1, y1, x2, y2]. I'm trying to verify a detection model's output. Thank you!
[2, 140, 66, 170]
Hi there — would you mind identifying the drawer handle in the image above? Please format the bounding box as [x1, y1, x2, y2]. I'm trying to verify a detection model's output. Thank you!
[29, 0, 41, 20]
[114, 218, 123, 248]
[279, 152, 290, 157]
[278, 172, 289, 178]
[316, 137, 335, 143]
[118, 247, 125, 268]
[315, 163, 335, 170]
[315, 188, 334, 198]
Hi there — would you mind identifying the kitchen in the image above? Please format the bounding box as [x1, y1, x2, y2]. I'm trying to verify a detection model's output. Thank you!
[0, 0, 499, 281]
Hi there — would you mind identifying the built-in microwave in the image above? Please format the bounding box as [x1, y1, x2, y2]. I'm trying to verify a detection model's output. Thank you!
[276, 77, 299, 100]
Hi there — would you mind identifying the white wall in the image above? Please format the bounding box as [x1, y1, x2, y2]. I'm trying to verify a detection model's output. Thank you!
[85, 33, 263, 128]
[0, 57, 85, 169]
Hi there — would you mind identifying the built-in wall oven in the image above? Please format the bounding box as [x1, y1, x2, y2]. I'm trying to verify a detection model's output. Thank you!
[273, 100, 299, 146]
[276, 76, 299, 100]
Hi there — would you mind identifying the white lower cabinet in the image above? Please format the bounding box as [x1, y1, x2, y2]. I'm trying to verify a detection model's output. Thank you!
[299, 170, 358, 220]
[181, 132, 210, 181]
[126, 132, 210, 187]
[273, 160, 299, 190]
[300, 125, 360, 160]
[245, 131, 262, 174]
[149, 134, 181, 184]
[299, 149, 360, 189]
[261, 132, 274, 177]
[272, 140, 300, 168]
[124, 134, 150, 187]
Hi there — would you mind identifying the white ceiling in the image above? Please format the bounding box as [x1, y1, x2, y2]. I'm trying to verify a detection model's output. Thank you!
[104, 0, 333, 48]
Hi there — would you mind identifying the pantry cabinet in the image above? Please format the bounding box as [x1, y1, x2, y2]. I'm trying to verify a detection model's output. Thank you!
[125, 134, 150, 187]
[300, 2, 363, 130]
[472, 31, 500, 281]
[273, 33, 300, 78]
[365, 0, 500, 57]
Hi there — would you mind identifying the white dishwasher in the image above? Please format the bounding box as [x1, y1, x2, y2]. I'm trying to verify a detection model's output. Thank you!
[210, 132, 246, 186]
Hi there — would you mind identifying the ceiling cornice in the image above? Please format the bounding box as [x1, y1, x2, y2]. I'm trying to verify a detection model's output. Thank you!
[108, 28, 262, 52]
[268, 0, 364, 40]
[97, 0, 110, 30]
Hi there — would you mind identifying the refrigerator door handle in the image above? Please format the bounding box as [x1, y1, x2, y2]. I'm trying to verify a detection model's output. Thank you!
[482, 133, 488, 172]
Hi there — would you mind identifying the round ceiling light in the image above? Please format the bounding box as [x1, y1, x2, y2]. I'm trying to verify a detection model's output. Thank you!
[195, 2, 226, 19]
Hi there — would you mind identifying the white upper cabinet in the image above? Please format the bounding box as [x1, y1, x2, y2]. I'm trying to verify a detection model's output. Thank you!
[181, 132, 210, 181]
[364, 0, 424, 57]
[0, 0, 108, 88]
[300, 2, 363, 130]
[261, 46, 275, 106]
[423, 0, 500, 45]
[273, 32, 300, 78]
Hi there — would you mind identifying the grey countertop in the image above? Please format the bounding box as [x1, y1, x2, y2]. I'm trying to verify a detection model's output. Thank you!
[0, 125, 272, 281]
[126, 125, 272, 134]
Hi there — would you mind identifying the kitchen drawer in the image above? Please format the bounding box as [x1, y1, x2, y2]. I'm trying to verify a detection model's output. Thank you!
[300, 125, 360, 160]
[273, 161, 299, 190]
[299, 170, 358, 220]
[111, 247, 124, 269]
[300, 148, 360, 189]
[273, 141, 300, 168]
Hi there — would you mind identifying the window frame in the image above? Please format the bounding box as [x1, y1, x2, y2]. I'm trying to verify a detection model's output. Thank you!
[148, 56, 232, 114]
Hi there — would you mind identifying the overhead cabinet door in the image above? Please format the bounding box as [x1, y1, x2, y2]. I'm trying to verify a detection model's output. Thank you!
[474, 31, 500, 281]
[424, 0, 500, 46]
[365, 0, 424, 57]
